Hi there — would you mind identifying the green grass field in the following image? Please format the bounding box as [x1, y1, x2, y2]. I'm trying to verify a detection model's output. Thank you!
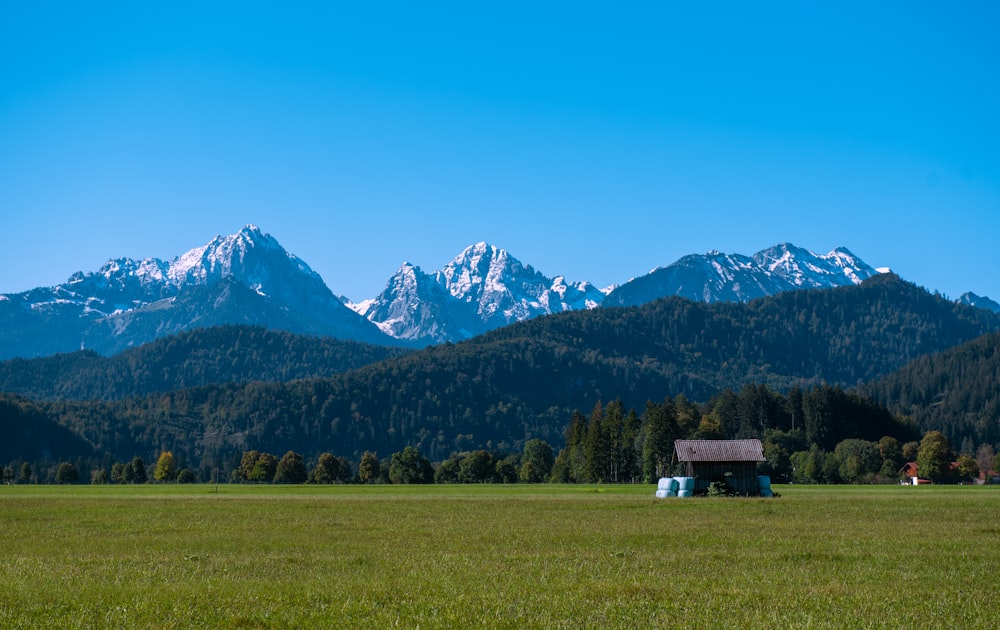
[1, 484, 998, 628]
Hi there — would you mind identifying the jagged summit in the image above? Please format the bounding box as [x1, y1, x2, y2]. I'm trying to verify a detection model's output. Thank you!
[604, 243, 879, 308]
[166, 225, 323, 298]
[353, 242, 607, 345]
[752, 243, 877, 288]
[9, 227, 991, 356]
[0, 225, 393, 358]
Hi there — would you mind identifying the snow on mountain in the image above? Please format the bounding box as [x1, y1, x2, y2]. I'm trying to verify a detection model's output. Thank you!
[436, 242, 605, 326]
[604, 244, 878, 308]
[2, 228, 894, 356]
[0, 225, 393, 359]
[165, 224, 323, 294]
[355, 243, 607, 345]
[352, 262, 482, 343]
[353, 241, 884, 344]
[752, 243, 877, 288]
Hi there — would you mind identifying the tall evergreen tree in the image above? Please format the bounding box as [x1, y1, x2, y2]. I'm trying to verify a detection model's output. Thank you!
[642, 398, 679, 482]
[583, 402, 608, 483]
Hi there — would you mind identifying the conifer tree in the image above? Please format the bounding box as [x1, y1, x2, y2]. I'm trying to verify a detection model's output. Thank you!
[642, 398, 678, 482]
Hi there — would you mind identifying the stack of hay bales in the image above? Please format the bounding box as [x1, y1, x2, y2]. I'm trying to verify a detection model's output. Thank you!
[654, 477, 694, 498]
[656, 474, 775, 498]
[655, 477, 678, 498]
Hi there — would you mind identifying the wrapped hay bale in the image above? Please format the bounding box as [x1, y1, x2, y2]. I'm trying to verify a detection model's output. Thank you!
[675, 477, 695, 493]
[658, 477, 680, 492]
[677, 490, 693, 498]
[655, 489, 669, 498]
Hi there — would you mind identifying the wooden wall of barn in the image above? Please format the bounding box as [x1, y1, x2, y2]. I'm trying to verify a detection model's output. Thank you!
[685, 461, 760, 495]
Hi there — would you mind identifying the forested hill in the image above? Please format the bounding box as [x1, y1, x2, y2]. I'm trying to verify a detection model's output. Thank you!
[0, 394, 95, 463]
[475, 273, 1000, 390]
[859, 331, 1000, 450]
[20, 273, 998, 470]
[0, 326, 410, 401]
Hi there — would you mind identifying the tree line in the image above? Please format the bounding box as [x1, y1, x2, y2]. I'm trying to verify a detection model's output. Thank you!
[16, 382, 993, 487]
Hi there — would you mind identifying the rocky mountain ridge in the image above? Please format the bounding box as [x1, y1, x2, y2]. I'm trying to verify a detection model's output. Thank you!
[3, 226, 995, 356]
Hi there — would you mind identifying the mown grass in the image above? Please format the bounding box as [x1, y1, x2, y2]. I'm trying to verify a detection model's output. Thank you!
[1, 484, 998, 628]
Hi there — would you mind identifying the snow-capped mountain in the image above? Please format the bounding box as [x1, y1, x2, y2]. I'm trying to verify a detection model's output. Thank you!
[10, 226, 993, 357]
[436, 243, 606, 326]
[352, 262, 483, 344]
[603, 244, 880, 308]
[752, 243, 877, 289]
[0, 225, 394, 359]
[351, 243, 607, 345]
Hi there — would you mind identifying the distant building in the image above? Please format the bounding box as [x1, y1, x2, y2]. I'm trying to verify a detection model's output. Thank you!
[673, 439, 766, 495]
[898, 461, 994, 485]
[898, 462, 929, 485]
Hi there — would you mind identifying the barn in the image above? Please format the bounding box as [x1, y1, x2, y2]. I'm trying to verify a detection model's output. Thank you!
[674, 439, 766, 495]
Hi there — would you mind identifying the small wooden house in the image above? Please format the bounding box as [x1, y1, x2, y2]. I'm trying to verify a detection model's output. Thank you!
[674, 439, 765, 495]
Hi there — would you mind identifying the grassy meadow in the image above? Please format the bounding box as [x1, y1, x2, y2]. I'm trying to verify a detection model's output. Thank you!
[1, 483, 998, 628]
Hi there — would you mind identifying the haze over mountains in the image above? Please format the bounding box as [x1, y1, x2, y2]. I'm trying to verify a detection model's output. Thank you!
[1, 225, 996, 359]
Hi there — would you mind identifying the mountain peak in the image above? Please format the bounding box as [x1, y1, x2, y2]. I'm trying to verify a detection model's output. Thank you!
[166, 225, 318, 290]
[958, 291, 1000, 313]
[355, 242, 607, 345]
[0, 225, 394, 358]
[752, 243, 877, 289]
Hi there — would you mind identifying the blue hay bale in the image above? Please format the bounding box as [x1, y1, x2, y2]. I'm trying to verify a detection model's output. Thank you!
[757, 475, 772, 491]
[677, 489, 693, 498]
[675, 477, 695, 492]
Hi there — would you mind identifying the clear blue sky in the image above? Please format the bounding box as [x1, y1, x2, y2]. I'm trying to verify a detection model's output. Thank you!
[2, 2, 998, 302]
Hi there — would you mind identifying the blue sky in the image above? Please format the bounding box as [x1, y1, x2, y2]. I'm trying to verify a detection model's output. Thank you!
[2, 2, 998, 302]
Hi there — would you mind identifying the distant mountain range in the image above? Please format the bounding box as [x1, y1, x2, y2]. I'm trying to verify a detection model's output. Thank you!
[0, 226, 395, 359]
[5, 273, 999, 466]
[1, 225, 995, 358]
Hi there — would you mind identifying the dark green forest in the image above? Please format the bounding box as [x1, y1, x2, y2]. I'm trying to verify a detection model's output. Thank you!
[2, 274, 999, 482]
[859, 331, 1000, 451]
[0, 326, 409, 400]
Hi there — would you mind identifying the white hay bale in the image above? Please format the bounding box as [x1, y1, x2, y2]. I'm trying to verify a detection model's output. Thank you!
[655, 489, 670, 498]
[675, 477, 695, 492]
[677, 489, 693, 498]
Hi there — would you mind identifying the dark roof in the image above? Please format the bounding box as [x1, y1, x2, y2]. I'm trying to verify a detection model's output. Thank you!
[674, 439, 765, 463]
